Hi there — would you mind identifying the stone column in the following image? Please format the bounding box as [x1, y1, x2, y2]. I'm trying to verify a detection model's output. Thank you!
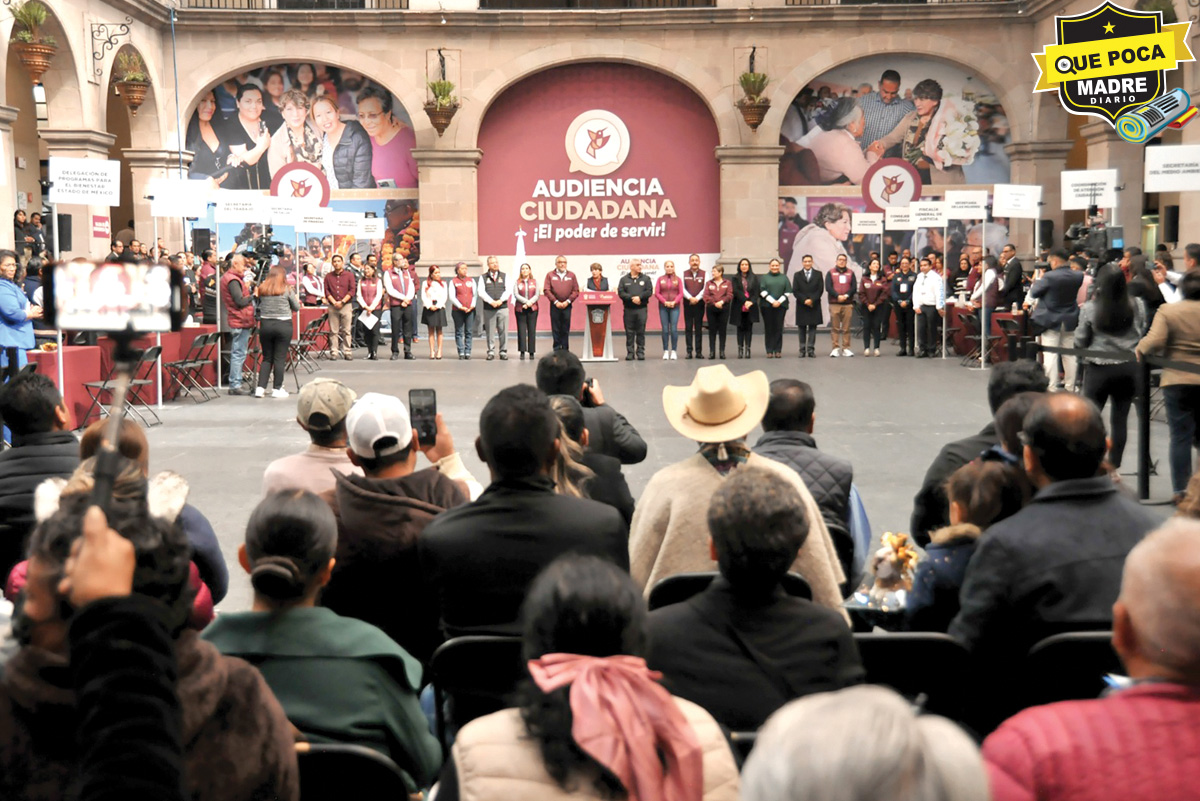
[1080, 121, 1144, 243]
[37, 129, 118, 259]
[123, 149, 195, 252]
[1005, 139, 1074, 255]
[715, 144, 784, 270]
[413, 147, 483, 270]
[0, 105, 19, 250]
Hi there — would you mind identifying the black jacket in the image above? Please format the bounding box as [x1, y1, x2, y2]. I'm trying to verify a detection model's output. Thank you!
[1029, 267, 1085, 331]
[730, 273, 760, 325]
[646, 577, 863, 732]
[330, 120, 376, 189]
[792, 269, 824, 326]
[910, 423, 998, 547]
[582, 404, 647, 465]
[890, 269, 917, 306]
[579, 451, 635, 529]
[949, 476, 1159, 658]
[999, 257, 1025, 308]
[417, 476, 629, 640]
[0, 431, 79, 581]
[616, 273, 652, 311]
[753, 430, 854, 581]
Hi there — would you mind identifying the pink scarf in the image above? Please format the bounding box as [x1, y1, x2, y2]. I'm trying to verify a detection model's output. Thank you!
[528, 653, 703, 801]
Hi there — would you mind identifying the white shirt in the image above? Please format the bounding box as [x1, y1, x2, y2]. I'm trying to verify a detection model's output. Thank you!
[421, 279, 448, 309]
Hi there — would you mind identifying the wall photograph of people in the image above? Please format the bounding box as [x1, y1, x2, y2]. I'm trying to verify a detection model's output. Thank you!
[779, 55, 1011, 188]
[186, 63, 418, 192]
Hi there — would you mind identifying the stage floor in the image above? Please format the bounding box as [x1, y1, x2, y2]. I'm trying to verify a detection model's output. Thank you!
[141, 332, 1176, 612]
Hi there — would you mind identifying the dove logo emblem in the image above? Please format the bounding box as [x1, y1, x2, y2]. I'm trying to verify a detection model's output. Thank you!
[565, 110, 631, 176]
[269, 161, 331, 208]
[861, 158, 923, 212]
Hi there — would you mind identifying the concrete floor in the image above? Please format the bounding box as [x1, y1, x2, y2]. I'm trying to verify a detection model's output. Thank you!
[142, 332, 1177, 612]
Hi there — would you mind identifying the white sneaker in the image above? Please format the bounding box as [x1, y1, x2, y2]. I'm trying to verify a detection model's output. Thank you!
[271, 388, 289, 399]
[844, 349, 855, 357]
[253, 387, 265, 398]
[875, 348, 881, 356]
[663, 352, 670, 360]
[670, 350, 678, 360]
[830, 349, 840, 357]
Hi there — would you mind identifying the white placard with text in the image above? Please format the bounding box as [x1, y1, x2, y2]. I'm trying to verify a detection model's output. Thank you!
[851, 212, 884, 235]
[1145, 145, 1200, 193]
[1060, 169, 1117, 210]
[992, 184, 1043, 219]
[911, 201, 948, 229]
[884, 206, 917, 231]
[943, 190, 988, 218]
[48, 158, 121, 206]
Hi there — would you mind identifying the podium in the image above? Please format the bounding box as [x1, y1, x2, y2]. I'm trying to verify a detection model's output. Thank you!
[580, 291, 618, 362]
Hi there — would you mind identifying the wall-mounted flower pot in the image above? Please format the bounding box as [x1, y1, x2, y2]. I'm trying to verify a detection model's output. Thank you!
[116, 80, 150, 115]
[737, 98, 771, 132]
[12, 41, 56, 85]
[424, 102, 459, 137]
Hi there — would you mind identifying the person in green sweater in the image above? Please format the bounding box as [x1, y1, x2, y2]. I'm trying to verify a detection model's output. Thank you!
[202, 490, 442, 792]
[759, 258, 792, 359]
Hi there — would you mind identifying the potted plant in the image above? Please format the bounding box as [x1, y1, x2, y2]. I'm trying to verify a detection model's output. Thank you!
[113, 51, 150, 116]
[424, 80, 459, 137]
[736, 71, 771, 132]
[9, 0, 57, 85]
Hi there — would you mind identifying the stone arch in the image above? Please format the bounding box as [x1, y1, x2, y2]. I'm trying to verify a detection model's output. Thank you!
[3, 0, 87, 131]
[763, 38, 1056, 148]
[170, 45, 423, 151]
[457, 41, 742, 150]
[105, 44, 162, 149]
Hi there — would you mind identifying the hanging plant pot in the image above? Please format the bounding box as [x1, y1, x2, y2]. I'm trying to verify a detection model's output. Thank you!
[12, 41, 56, 85]
[424, 102, 459, 137]
[736, 98, 771, 132]
[115, 80, 150, 116]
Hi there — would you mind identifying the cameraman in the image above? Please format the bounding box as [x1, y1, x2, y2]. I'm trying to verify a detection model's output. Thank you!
[535, 350, 647, 465]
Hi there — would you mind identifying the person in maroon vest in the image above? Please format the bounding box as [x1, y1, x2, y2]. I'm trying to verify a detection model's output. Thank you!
[220, 254, 256, 395]
[543, 255, 580, 351]
[450, 262, 477, 360]
[681, 254, 707, 360]
[513, 263, 540, 361]
[323, 255, 357, 360]
[356, 262, 385, 360]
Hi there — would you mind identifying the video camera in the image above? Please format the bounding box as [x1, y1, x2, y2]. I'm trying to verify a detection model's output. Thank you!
[235, 223, 287, 283]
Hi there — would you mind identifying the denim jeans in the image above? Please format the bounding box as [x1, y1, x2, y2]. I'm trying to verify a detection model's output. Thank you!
[659, 305, 679, 350]
[1163, 385, 1200, 494]
[453, 309, 475, 355]
[229, 327, 252, 389]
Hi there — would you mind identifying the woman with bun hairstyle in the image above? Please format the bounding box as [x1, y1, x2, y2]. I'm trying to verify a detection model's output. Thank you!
[202, 490, 442, 793]
[904, 456, 1029, 632]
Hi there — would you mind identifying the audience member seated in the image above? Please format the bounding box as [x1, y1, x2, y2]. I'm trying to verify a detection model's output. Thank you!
[905, 455, 1029, 632]
[436, 555, 739, 801]
[203, 490, 442, 792]
[911, 361, 1048, 546]
[742, 685, 989, 801]
[320, 393, 467, 663]
[646, 467, 862, 732]
[983, 519, 1200, 801]
[0, 369, 79, 584]
[950, 393, 1159, 659]
[79, 417, 229, 604]
[419, 385, 629, 642]
[261, 378, 363, 497]
[549, 394, 635, 527]
[993, 391, 1046, 460]
[0, 459, 298, 801]
[535, 350, 648, 464]
[753, 378, 856, 583]
[629, 366, 845, 611]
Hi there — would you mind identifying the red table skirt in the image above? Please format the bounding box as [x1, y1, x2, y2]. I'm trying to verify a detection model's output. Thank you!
[26, 345, 102, 429]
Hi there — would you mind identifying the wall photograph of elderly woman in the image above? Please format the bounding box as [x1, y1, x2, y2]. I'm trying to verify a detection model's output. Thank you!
[186, 63, 418, 193]
[780, 55, 1011, 187]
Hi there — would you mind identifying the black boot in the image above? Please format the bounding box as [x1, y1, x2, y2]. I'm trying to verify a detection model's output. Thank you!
[719, 349, 726, 359]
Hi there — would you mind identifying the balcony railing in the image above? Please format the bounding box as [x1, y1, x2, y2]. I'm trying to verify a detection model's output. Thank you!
[179, 0, 407, 8]
[479, 0, 714, 7]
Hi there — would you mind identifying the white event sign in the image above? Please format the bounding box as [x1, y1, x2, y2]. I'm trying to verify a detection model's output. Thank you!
[1060, 169, 1117, 210]
[148, 178, 211, 218]
[884, 206, 917, 231]
[267, 198, 304, 227]
[943, 190, 988, 218]
[214, 192, 267, 224]
[910, 201, 948, 228]
[992, 184, 1043, 219]
[297, 209, 333, 231]
[361, 218, 386, 239]
[1144, 145, 1200, 193]
[333, 213, 365, 236]
[48, 158, 121, 206]
[851, 212, 884, 235]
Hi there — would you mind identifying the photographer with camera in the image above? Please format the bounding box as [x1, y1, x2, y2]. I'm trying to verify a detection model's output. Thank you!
[535, 350, 647, 465]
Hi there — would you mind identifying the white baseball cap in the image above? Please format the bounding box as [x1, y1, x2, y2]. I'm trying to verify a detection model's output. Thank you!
[345, 393, 413, 458]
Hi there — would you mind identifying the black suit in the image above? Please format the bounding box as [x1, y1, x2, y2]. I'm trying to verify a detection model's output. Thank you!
[582, 404, 647, 465]
[910, 423, 998, 547]
[999, 257, 1025, 309]
[646, 577, 864, 732]
[1029, 267, 1085, 332]
[579, 450, 635, 528]
[791, 269, 824, 354]
[418, 476, 629, 641]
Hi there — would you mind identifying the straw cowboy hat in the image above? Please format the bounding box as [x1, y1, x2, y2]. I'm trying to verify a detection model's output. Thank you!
[662, 365, 769, 443]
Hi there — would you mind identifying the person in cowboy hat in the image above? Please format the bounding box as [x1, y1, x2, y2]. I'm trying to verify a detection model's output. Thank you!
[628, 365, 847, 614]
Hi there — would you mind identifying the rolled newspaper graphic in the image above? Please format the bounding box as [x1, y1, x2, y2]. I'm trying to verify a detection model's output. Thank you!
[1116, 88, 1191, 144]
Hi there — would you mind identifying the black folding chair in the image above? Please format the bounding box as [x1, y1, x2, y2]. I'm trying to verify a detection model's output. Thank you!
[853, 632, 971, 723]
[1017, 631, 1121, 710]
[295, 742, 417, 800]
[81, 345, 163, 428]
[429, 635, 525, 749]
[289, 319, 324, 375]
[647, 571, 812, 611]
[164, 332, 218, 402]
